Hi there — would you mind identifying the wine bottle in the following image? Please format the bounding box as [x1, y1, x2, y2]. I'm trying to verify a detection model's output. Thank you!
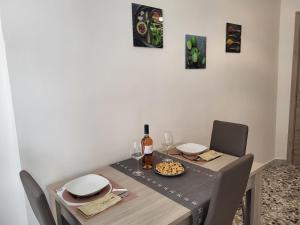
[141, 124, 154, 169]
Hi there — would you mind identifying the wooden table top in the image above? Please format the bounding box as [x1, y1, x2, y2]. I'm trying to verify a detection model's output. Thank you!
[47, 153, 264, 225]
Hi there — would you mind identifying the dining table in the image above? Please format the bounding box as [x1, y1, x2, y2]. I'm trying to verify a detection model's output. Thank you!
[47, 149, 265, 225]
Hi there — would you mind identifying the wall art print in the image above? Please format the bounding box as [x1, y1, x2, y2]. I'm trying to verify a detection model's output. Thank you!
[226, 23, 242, 53]
[132, 3, 163, 48]
[185, 35, 206, 69]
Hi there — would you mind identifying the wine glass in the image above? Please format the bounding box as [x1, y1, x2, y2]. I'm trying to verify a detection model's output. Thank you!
[130, 140, 144, 176]
[161, 131, 173, 162]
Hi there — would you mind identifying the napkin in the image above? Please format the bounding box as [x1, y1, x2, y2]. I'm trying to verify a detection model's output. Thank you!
[78, 193, 121, 218]
[199, 150, 223, 161]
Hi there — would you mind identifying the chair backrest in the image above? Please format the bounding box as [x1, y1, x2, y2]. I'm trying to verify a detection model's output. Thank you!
[20, 170, 56, 225]
[210, 120, 248, 157]
[203, 154, 254, 225]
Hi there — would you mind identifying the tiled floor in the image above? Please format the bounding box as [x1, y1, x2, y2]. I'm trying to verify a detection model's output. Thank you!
[234, 163, 300, 225]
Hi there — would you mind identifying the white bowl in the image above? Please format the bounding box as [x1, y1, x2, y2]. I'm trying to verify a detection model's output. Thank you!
[65, 174, 110, 197]
[176, 143, 208, 156]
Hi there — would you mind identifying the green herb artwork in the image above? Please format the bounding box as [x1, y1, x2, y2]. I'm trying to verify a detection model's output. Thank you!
[132, 3, 163, 48]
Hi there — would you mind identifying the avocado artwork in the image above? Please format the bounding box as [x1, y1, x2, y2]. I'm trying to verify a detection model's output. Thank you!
[185, 35, 206, 69]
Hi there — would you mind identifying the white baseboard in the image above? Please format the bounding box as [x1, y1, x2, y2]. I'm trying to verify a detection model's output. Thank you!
[262, 158, 288, 169]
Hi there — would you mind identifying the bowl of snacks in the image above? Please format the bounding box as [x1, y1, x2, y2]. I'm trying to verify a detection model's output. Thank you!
[154, 161, 186, 177]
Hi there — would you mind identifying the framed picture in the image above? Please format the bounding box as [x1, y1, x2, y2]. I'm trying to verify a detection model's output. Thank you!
[226, 23, 242, 53]
[132, 3, 163, 48]
[185, 35, 206, 69]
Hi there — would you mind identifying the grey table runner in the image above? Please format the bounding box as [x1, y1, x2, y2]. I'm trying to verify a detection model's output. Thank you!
[111, 151, 217, 225]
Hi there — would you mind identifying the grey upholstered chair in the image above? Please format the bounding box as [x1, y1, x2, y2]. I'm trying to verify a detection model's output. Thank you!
[210, 120, 248, 157]
[20, 170, 56, 225]
[203, 154, 254, 225]
[20, 171, 76, 225]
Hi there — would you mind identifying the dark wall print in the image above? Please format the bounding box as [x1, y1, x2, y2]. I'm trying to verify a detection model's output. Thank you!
[226, 23, 242, 53]
[132, 3, 163, 48]
[185, 35, 206, 69]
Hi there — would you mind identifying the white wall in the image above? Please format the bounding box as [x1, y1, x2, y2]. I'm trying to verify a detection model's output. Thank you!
[0, 18, 28, 225]
[0, 0, 280, 224]
[275, 0, 300, 159]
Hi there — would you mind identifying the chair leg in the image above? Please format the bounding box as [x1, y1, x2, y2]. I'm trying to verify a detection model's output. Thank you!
[55, 201, 63, 225]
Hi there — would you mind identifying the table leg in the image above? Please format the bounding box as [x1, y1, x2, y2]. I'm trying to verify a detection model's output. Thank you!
[245, 189, 251, 225]
[252, 172, 262, 225]
[55, 200, 63, 225]
[245, 172, 262, 225]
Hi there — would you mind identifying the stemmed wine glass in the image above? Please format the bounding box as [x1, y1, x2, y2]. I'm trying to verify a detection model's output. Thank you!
[130, 140, 144, 176]
[161, 131, 173, 162]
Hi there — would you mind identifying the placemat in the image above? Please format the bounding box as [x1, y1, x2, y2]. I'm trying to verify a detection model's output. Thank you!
[111, 151, 217, 225]
[56, 175, 137, 219]
[168, 148, 223, 162]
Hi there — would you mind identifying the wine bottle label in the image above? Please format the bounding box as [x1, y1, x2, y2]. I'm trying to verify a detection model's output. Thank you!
[144, 145, 153, 154]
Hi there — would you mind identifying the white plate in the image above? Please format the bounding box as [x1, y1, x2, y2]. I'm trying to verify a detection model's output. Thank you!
[176, 143, 208, 156]
[65, 174, 110, 197]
